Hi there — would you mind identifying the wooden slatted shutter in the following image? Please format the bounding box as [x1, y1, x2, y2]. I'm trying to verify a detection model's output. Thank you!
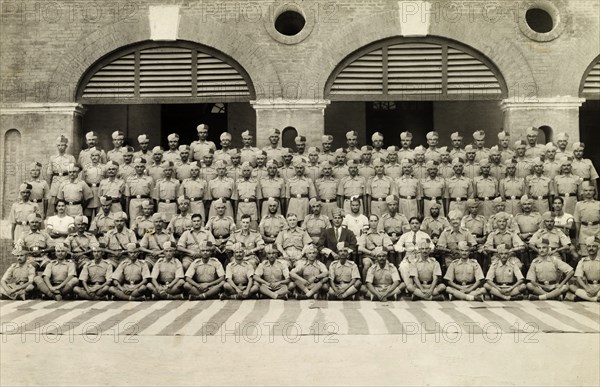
[329, 49, 383, 95]
[387, 43, 443, 95]
[581, 61, 600, 99]
[139, 47, 193, 97]
[446, 47, 502, 96]
[81, 54, 135, 98]
[196, 52, 250, 97]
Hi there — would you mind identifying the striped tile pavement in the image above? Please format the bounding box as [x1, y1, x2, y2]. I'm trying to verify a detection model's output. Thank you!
[1, 300, 598, 337]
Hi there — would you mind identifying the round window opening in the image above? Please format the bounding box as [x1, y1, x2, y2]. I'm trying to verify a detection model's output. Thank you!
[275, 11, 305, 36]
[525, 8, 554, 33]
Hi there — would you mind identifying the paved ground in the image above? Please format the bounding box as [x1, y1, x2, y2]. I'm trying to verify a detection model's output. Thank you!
[1, 299, 599, 385]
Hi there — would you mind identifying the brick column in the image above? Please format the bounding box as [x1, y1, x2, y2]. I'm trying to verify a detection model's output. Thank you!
[250, 99, 330, 148]
[500, 97, 585, 142]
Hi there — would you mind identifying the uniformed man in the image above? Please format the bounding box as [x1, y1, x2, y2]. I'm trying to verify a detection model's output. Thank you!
[462, 145, 480, 180]
[338, 159, 366, 215]
[302, 198, 331, 245]
[524, 127, 546, 160]
[106, 130, 127, 165]
[1, 248, 36, 300]
[384, 146, 402, 179]
[285, 158, 317, 222]
[26, 162, 50, 219]
[190, 123, 217, 162]
[421, 201, 451, 238]
[395, 160, 420, 219]
[175, 145, 193, 181]
[527, 157, 553, 214]
[367, 158, 394, 217]
[377, 195, 410, 251]
[73, 246, 113, 300]
[130, 200, 156, 239]
[344, 131, 361, 162]
[57, 164, 93, 217]
[407, 240, 446, 301]
[276, 213, 313, 267]
[398, 131, 415, 161]
[89, 196, 116, 238]
[444, 241, 487, 301]
[79, 131, 108, 167]
[207, 160, 235, 219]
[147, 146, 165, 182]
[226, 149, 243, 181]
[543, 142, 562, 179]
[252, 150, 268, 181]
[460, 199, 487, 246]
[473, 130, 490, 163]
[554, 157, 582, 215]
[226, 214, 265, 268]
[17, 213, 55, 270]
[574, 182, 600, 255]
[259, 197, 288, 244]
[437, 210, 478, 268]
[306, 146, 322, 182]
[47, 135, 76, 214]
[571, 142, 599, 196]
[205, 198, 236, 256]
[119, 147, 136, 181]
[395, 217, 435, 284]
[485, 198, 520, 234]
[529, 211, 576, 265]
[223, 242, 258, 299]
[555, 132, 571, 161]
[125, 158, 154, 221]
[293, 136, 308, 162]
[552, 196, 575, 238]
[253, 245, 292, 300]
[233, 162, 261, 229]
[147, 241, 185, 300]
[424, 131, 442, 162]
[438, 147, 453, 179]
[488, 146, 506, 180]
[358, 145, 375, 179]
[259, 160, 286, 216]
[358, 214, 394, 280]
[332, 148, 349, 180]
[514, 140, 532, 179]
[179, 162, 209, 220]
[33, 243, 78, 300]
[328, 243, 361, 300]
[177, 213, 216, 271]
[320, 135, 336, 165]
[526, 238, 574, 300]
[65, 215, 99, 270]
[315, 161, 340, 219]
[279, 148, 297, 181]
[103, 211, 137, 268]
[163, 133, 182, 165]
[109, 242, 151, 301]
[568, 236, 600, 302]
[184, 241, 225, 300]
[412, 146, 428, 180]
[497, 131, 515, 161]
[290, 244, 329, 300]
[421, 160, 446, 218]
[473, 159, 499, 218]
[239, 130, 259, 166]
[81, 149, 106, 218]
[514, 196, 543, 267]
[10, 183, 39, 242]
[445, 157, 473, 215]
[214, 132, 233, 165]
[263, 128, 284, 165]
[449, 132, 465, 161]
[484, 211, 525, 270]
[134, 134, 152, 164]
[500, 158, 526, 216]
[363, 246, 403, 301]
[371, 132, 388, 161]
[153, 161, 180, 221]
[483, 244, 526, 301]
[99, 161, 126, 213]
[139, 212, 176, 269]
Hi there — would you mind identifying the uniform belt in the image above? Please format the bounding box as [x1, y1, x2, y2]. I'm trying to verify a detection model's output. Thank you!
[14, 221, 24, 225]
[240, 198, 256, 203]
[423, 196, 442, 201]
[541, 280, 557, 285]
[588, 280, 599, 285]
[189, 197, 203, 202]
[159, 199, 176, 203]
[398, 195, 415, 200]
[90, 183, 99, 188]
[321, 199, 335, 203]
[110, 197, 121, 203]
[53, 172, 68, 177]
[293, 194, 309, 199]
[30, 199, 43, 203]
[421, 280, 432, 285]
[581, 221, 600, 226]
[507, 195, 522, 200]
[583, 178, 591, 181]
[344, 196, 361, 200]
[15, 281, 28, 285]
[497, 281, 515, 285]
[90, 281, 104, 285]
[535, 195, 549, 200]
[215, 234, 230, 240]
[560, 192, 577, 197]
[66, 201, 82, 206]
[132, 195, 150, 199]
[372, 197, 387, 202]
[449, 197, 466, 202]
[459, 281, 475, 286]
[477, 196, 496, 201]
[265, 233, 278, 238]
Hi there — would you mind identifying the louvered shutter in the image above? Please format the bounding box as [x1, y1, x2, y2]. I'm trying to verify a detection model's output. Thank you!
[81, 54, 135, 98]
[581, 61, 600, 99]
[197, 52, 250, 97]
[446, 47, 502, 96]
[387, 43, 443, 95]
[139, 47, 193, 97]
[329, 49, 383, 95]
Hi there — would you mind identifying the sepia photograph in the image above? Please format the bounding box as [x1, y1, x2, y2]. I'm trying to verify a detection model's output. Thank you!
[0, 0, 599, 385]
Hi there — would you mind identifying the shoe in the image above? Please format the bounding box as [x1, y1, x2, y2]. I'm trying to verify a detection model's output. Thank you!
[410, 294, 416, 301]
[528, 294, 539, 301]
[433, 295, 445, 301]
[511, 295, 523, 301]
[476, 295, 485, 302]
[219, 293, 226, 301]
[448, 294, 453, 301]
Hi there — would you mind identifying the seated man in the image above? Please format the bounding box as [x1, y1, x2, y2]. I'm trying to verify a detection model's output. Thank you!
[109, 243, 151, 301]
[139, 212, 175, 269]
[226, 214, 265, 268]
[73, 245, 113, 300]
[276, 213, 313, 267]
[0, 248, 36, 300]
[363, 247, 403, 302]
[184, 241, 225, 300]
[222, 242, 258, 300]
[318, 209, 358, 265]
[358, 214, 394, 281]
[526, 238, 574, 301]
[18, 213, 55, 271]
[290, 244, 329, 300]
[483, 244, 526, 301]
[444, 241, 487, 301]
[147, 242, 185, 300]
[33, 243, 78, 300]
[569, 236, 600, 302]
[328, 243, 362, 300]
[253, 244, 292, 300]
[483, 211, 525, 270]
[408, 240, 446, 301]
[65, 215, 99, 270]
[103, 211, 137, 268]
[177, 213, 216, 271]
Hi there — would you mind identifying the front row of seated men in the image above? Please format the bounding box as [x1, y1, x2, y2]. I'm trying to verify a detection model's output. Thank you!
[2, 232, 599, 302]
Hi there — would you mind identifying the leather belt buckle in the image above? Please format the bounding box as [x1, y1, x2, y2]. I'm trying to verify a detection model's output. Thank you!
[32, 247, 39, 251]
[461, 282, 468, 286]
[456, 197, 462, 202]
[564, 193, 570, 197]
[544, 281, 550, 285]
[136, 195, 142, 199]
[406, 196, 412, 199]
[538, 196, 543, 200]
[68, 201, 75, 205]
[165, 199, 171, 203]
[295, 194, 302, 198]
[591, 280, 598, 285]
[483, 197, 489, 201]
[510, 196, 516, 200]
[129, 281, 135, 286]
[243, 198, 250, 203]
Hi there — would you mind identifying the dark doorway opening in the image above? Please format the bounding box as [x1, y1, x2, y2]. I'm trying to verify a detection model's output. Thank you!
[579, 100, 600, 171]
[161, 103, 228, 147]
[366, 101, 434, 147]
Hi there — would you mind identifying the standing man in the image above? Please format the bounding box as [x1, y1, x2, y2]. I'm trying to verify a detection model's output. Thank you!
[527, 157, 553, 214]
[79, 131, 107, 167]
[47, 135, 76, 215]
[134, 134, 152, 164]
[574, 182, 600, 255]
[524, 127, 546, 160]
[285, 158, 316, 222]
[233, 162, 261, 229]
[10, 183, 39, 242]
[107, 131, 127, 165]
[338, 160, 367, 215]
[315, 161, 340, 220]
[57, 164, 93, 217]
[153, 162, 180, 221]
[26, 162, 50, 219]
[125, 158, 153, 221]
[190, 124, 217, 162]
[395, 160, 420, 219]
[367, 158, 394, 217]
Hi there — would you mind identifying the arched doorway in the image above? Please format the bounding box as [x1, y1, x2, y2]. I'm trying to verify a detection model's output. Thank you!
[323, 37, 508, 149]
[579, 55, 600, 170]
[76, 41, 257, 150]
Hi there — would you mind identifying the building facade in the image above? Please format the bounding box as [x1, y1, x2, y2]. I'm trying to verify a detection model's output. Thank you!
[1, 0, 599, 220]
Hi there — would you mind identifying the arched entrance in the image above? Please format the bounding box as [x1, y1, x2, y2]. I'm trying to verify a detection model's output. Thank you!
[579, 55, 600, 170]
[323, 37, 508, 149]
[76, 40, 257, 150]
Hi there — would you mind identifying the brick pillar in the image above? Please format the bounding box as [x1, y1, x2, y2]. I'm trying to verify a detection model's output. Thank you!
[251, 99, 330, 148]
[500, 97, 585, 142]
